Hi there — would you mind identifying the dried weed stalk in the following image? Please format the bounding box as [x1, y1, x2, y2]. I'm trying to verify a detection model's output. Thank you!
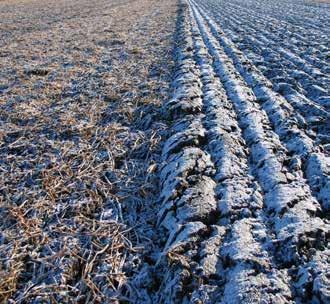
[0, 0, 176, 302]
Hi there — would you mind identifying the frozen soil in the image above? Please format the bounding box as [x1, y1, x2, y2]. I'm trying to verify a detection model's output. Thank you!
[151, 0, 329, 303]
[0, 0, 329, 303]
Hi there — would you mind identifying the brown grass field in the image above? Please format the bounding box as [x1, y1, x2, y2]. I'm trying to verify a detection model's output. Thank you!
[0, 0, 177, 302]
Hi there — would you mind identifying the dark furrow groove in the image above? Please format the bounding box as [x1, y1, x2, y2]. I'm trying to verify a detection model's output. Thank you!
[189, 1, 329, 302]
[188, 4, 294, 302]
[193, 0, 330, 212]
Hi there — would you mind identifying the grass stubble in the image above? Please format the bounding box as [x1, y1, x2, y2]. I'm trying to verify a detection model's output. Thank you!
[0, 0, 177, 302]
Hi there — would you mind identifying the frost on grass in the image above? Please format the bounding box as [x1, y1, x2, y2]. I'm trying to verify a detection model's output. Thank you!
[0, 0, 176, 302]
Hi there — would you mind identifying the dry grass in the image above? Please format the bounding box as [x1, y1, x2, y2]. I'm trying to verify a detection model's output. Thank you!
[0, 0, 177, 302]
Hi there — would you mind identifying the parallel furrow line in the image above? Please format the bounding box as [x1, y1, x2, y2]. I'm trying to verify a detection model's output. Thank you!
[193, 0, 330, 212]
[224, 0, 328, 34]
[212, 0, 329, 67]
[188, 5, 294, 303]
[205, 6, 330, 107]
[154, 3, 221, 302]
[189, 2, 329, 301]
[205, 0, 329, 75]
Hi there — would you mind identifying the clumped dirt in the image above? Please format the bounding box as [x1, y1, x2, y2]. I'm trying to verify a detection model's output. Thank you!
[152, 1, 329, 303]
[0, 0, 177, 302]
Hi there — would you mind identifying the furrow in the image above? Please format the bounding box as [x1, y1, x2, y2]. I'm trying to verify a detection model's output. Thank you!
[193, 0, 330, 212]
[205, 0, 329, 73]
[188, 5, 294, 303]
[211, 0, 330, 70]
[203, 5, 330, 109]
[225, 0, 328, 36]
[154, 3, 221, 302]
[196, 0, 329, 127]
[189, 3, 329, 302]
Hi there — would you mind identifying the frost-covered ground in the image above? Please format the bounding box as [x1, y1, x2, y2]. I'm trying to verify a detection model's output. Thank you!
[0, 0, 176, 302]
[151, 0, 329, 303]
[0, 0, 329, 303]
